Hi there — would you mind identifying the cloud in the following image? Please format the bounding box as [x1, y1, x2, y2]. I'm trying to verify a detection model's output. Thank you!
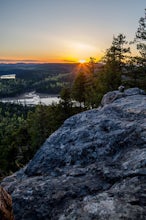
[63, 59, 76, 63]
[0, 58, 41, 63]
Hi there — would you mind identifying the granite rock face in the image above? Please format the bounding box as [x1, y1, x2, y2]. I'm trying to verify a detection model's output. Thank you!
[1, 88, 146, 220]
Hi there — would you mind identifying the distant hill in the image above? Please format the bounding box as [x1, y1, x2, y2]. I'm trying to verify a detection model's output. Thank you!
[0, 63, 104, 97]
[0, 63, 78, 97]
[0, 63, 77, 80]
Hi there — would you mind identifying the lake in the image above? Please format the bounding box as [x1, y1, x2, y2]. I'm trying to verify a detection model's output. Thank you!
[0, 91, 60, 106]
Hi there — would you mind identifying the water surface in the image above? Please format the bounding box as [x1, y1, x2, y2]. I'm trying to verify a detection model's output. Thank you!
[0, 91, 60, 106]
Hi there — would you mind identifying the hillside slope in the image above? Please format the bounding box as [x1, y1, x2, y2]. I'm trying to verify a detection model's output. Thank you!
[1, 88, 146, 220]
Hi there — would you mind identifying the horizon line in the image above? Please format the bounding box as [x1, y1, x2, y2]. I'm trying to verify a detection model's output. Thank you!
[0, 62, 81, 65]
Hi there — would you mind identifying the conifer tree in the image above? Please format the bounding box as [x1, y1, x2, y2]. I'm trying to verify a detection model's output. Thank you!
[71, 72, 86, 106]
[126, 9, 146, 89]
[135, 8, 146, 61]
[100, 34, 130, 92]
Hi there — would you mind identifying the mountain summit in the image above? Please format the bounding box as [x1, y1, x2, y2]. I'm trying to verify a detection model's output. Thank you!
[1, 88, 146, 220]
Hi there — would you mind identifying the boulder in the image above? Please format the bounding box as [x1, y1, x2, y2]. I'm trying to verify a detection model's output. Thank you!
[1, 88, 146, 220]
[101, 87, 145, 106]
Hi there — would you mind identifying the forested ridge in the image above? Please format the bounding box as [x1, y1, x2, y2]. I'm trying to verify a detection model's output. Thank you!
[0, 63, 76, 97]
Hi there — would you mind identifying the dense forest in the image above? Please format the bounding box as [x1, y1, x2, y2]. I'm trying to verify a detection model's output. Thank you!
[0, 101, 85, 178]
[0, 9, 145, 178]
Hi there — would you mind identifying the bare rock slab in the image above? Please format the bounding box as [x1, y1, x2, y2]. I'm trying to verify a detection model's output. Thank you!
[1, 88, 146, 220]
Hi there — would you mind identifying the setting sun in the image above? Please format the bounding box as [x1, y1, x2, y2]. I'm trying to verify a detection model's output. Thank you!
[79, 59, 86, 64]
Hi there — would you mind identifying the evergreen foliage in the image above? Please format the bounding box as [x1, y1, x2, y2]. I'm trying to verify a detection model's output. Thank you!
[124, 9, 146, 90]
[71, 72, 86, 106]
[0, 102, 84, 178]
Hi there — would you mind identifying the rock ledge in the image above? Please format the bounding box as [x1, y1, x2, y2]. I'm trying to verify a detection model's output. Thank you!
[1, 88, 146, 220]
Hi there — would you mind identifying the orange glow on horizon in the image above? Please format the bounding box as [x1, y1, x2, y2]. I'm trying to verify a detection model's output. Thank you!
[0, 54, 102, 64]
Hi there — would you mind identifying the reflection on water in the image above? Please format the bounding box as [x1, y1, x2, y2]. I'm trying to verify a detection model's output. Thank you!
[0, 91, 60, 106]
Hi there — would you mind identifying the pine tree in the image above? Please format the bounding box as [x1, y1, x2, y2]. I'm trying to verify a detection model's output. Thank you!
[71, 72, 86, 106]
[100, 34, 130, 92]
[135, 8, 146, 61]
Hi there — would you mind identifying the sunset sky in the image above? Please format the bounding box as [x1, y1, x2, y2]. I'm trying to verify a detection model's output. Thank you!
[0, 0, 145, 63]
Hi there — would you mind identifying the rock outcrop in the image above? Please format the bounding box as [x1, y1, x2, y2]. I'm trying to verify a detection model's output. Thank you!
[0, 186, 14, 220]
[1, 88, 146, 220]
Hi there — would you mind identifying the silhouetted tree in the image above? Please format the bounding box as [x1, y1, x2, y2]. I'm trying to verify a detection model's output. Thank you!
[103, 34, 130, 69]
[99, 34, 130, 92]
[135, 8, 146, 61]
[60, 86, 72, 114]
[71, 72, 86, 106]
[87, 57, 96, 75]
[125, 9, 146, 90]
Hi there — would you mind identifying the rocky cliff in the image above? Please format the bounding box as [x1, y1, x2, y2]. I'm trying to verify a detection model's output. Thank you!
[1, 88, 146, 220]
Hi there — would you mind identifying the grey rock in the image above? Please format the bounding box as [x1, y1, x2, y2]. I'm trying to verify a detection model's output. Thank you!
[101, 90, 125, 106]
[101, 87, 146, 106]
[1, 88, 146, 220]
[124, 87, 146, 96]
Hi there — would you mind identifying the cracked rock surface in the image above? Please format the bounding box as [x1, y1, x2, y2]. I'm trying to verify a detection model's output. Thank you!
[1, 88, 146, 220]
